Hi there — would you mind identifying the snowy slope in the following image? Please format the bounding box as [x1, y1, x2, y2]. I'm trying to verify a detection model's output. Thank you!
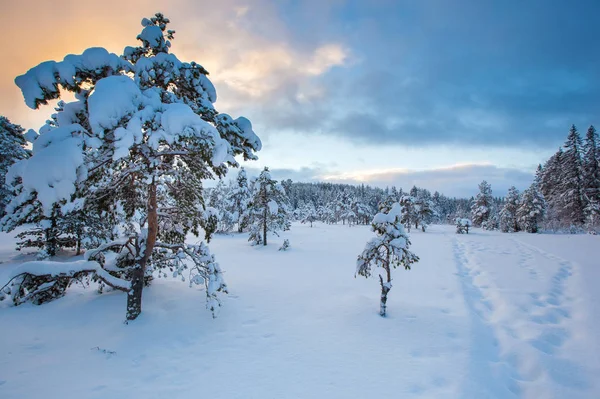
[0, 224, 598, 399]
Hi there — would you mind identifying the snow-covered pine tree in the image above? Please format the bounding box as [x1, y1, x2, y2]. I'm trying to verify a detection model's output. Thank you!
[226, 168, 252, 233]
[414, 190, 434, 232]
[208, 180, 236, 233]
[300, 202, 318, 227]
[471, 180, 493, 228]
[582, 125, 600, 229]
[559, 125, 585, 227]
[499, 186, 520, 233]
[539, 149, 564, 230]
[248, 167, 290, 246]
[1, 14, 261, 320]
[399, 195, 416, 232]
[560, 130, 583, 223]
[517, 184, 546, 233]
[0, 117, 31, 216]
[356, 201, 419, 317]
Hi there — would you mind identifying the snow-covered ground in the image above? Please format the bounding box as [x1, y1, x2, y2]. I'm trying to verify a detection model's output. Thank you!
[0, 223, 598, 399]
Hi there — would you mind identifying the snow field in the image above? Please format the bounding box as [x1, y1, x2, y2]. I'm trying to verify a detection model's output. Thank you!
[0, 223, 598, 399]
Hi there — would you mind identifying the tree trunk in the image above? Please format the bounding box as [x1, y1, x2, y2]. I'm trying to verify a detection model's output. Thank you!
[379, 274, 391, 317]
[263, 206, 267, 246]
[126, 181, 158, 321]
[379, 250, 392, 317]
[45, 210, 58, 257]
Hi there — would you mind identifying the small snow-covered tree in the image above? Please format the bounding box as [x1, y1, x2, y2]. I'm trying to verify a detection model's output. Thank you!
[208, 180, 236, 233]
[356, 202, 419, 317]
[227, 168, 252, 233]
[248, 167, 291, 246]
[471, 180, 493, 228]
[399, 195, 416, 232]
[300, 202, 318, 227]
[499, 186, 520, 233]
[1, 14, 261, 320]
[414, 193, 434, 232]
[517, 184, 545, 233]
[0, 117, 31, 215]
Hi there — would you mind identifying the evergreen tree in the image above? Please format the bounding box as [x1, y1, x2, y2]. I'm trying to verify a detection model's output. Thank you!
[539, 149, 563, 230]
[582, 125, 600, 228]
[300, 202, 318, 227]
[208, 180, 236, 233]
[248, 167, 290, 246]
[356, 201, 419, 317]
[0, 117, 31, 215]
[399, 195, 416, 232]
[499, 186, 520, 233]
[560, 125, 585, 226]
[471, 180, 493, 228]
[1, 14, 261, 320]
[517, 184, 546, 233]
[414, 189, 434, 232]
[227, 168, 252, 233]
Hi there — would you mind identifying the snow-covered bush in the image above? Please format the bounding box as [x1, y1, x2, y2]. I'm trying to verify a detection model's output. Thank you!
[456, 218, 472, 234]
[356, 202, 419, 317]
[279, 239, 290, 251]
[0, 13, 261, 320]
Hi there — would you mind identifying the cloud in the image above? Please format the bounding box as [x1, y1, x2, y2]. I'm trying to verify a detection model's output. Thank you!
[222, 0, 600, 150]
[1, 0, 349, 131]
[3, 0, 597, 154]
[320, 164, 534, 198]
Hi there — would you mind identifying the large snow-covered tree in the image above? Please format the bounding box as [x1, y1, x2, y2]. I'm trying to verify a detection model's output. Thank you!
[471, 180, 493, 228]
[499, 186, 520, 233]
[560, 125, 585, 226]
[582, 125, 600, 228]
[248, 167, 290, 246]
[356, 202, 419, 317]
[0, 13, 261, 320]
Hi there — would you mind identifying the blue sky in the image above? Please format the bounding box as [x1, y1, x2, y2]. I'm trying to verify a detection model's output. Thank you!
[2, 0, 598, 196]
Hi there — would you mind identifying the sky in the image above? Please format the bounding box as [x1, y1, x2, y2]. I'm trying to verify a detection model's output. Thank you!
[2, 0, 598, 197]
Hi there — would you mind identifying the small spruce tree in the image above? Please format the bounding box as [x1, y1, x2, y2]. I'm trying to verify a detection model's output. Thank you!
[499, 186, 520, 233]
[517, 184, 546, 233]
[471, 180, 493, 228]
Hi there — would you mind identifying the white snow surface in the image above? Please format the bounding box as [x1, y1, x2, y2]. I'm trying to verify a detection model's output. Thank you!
[0, 224, 598, 399]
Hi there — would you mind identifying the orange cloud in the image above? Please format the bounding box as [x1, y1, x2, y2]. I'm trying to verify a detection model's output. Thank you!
[3, 0, 349, 130]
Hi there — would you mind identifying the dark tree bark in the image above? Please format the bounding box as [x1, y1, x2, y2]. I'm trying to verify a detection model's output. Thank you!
[379, 249, 392, 317]
[126, 181, 158, 321]
[262, 206, 267, 246]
